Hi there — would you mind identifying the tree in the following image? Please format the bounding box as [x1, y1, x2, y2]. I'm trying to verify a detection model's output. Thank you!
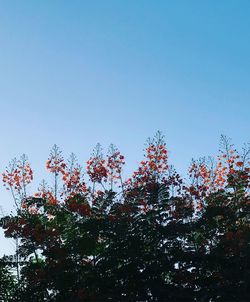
[187, 136, 250, 301]
[0, 133, 249, 301]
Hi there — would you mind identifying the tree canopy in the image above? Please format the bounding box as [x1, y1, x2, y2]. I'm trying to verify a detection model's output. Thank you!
[0, 133, 249, 301]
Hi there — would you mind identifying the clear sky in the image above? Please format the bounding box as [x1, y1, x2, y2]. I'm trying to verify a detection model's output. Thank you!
[0, 0, 249, 254]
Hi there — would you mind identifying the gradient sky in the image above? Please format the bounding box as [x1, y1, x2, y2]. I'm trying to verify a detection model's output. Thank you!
[0, 0, 249, 255]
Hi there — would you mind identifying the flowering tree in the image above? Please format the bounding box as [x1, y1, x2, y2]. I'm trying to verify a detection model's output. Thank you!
[0, 133, 249, 301]
[187, 136, 250, 301]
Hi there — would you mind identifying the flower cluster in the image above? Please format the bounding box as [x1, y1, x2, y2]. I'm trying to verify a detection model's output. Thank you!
[33, 181, 58, 206]
[21, 202, 39, 215]
[46, 145, 66, 175]
[188, 160, 212, 211]
[189, 160, 210, 188]
[86, 144, 108, 183]
[35, 190, 58, 206]
[62, 154, 88, 199]
[2, 156, 33, 199]
[188, 138, 250, 211]
[145, 143, 168, 174]
[67, 198, 91, 216]
[126, 132, 169, 190]
[107, 144, 125, 184]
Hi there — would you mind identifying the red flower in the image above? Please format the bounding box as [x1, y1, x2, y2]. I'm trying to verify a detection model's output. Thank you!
[236, 161, 244, 167]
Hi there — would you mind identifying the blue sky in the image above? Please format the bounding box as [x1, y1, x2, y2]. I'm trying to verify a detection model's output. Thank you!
[0, 0, 249, 254]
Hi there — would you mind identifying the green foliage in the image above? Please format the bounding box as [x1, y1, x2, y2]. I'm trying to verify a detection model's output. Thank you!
[0, 257, 16, 301]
